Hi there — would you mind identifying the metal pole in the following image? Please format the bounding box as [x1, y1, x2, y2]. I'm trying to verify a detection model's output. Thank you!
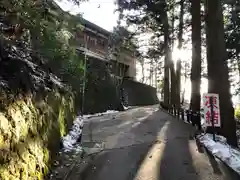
[210, 96, 216, 141]
[81, 36, 93, 142]
[81, 37, 88, 116]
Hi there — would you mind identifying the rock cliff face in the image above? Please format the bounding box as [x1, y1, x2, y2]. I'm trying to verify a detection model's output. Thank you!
[0, 40, 76, 179]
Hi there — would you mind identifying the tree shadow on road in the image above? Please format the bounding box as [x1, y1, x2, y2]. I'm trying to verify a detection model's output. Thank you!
[156, 114, 240, 180]
[156, 118, 200, 180]
[78, 109, 240, 180]
[78, 142, 154, 180]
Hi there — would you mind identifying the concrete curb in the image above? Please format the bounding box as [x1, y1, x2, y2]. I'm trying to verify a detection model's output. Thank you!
[196, 138, 240, 179]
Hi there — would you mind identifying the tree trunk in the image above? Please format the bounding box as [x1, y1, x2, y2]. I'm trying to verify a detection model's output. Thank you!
[176, 60, 181, 115]
[155, 63, 158, 89]
[170, 61, 175, 109]
[237, 56, 240, 82]
[176, 0, 184, 111]
[163, 12, 171, 107]
[150, 59, 154, 86]
[170, 4, 176, 112]
[190, 0, 201, 123]
[181, 62, 188, 105]
[140, 61, 145, 83]
[205, 0, 237, 146]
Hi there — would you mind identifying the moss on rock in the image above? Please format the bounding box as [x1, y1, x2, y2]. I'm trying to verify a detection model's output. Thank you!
[0, 26, 77, 179]
[0, 90, 75, 180]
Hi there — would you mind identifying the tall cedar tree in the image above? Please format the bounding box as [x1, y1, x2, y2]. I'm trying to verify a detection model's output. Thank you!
[162, 1, 171, 107]
[176, 0, 184, 112]
[170, 5, 176, 110]
[190, 0, 201, 123]
[205, 0, 237, 146]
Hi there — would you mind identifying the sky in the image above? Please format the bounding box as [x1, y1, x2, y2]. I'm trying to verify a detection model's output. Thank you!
[55, 0, 118, 31]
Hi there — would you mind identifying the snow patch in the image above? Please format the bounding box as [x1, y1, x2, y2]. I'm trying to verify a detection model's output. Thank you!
[198, 133, 240, 175]
[83, 110, 119, 119]
[123, 105, 133, 110]
[236, 129, 240, 146]
[62, 116, 84, 152]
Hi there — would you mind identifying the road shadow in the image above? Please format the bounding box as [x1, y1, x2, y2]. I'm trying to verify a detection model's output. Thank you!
[78, 109, 240, 180]
[156, 113, 240, 180]
[156, 117, 200, 180]
[77, 142, 154, 180]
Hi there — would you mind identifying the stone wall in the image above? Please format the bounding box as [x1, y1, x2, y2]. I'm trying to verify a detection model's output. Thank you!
[79, 57, 124, 114]
[78, 57, 159, 112]
[120, 79, 159, 106]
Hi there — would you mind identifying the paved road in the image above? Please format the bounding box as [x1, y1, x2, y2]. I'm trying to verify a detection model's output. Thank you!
[69, 106, 239, 180]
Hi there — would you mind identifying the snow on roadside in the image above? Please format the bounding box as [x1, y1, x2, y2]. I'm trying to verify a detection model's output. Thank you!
[198, 133, 240, 175]
[62, 110, 119, 152]
[236, 129, 240, 147]
[123, 105, 133, 110]
[62, 116, 84, 152]
[83, 110, 119, 119]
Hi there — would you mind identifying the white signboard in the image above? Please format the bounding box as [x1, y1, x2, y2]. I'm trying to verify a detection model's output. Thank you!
[202, 93, 221, 127]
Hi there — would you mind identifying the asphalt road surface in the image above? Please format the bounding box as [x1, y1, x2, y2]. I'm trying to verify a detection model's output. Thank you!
[68, 106, 239, 180]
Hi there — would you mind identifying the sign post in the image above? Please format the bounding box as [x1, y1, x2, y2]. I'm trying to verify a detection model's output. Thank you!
[209, 96, 216, 141]
[203, 93, 221, 141]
